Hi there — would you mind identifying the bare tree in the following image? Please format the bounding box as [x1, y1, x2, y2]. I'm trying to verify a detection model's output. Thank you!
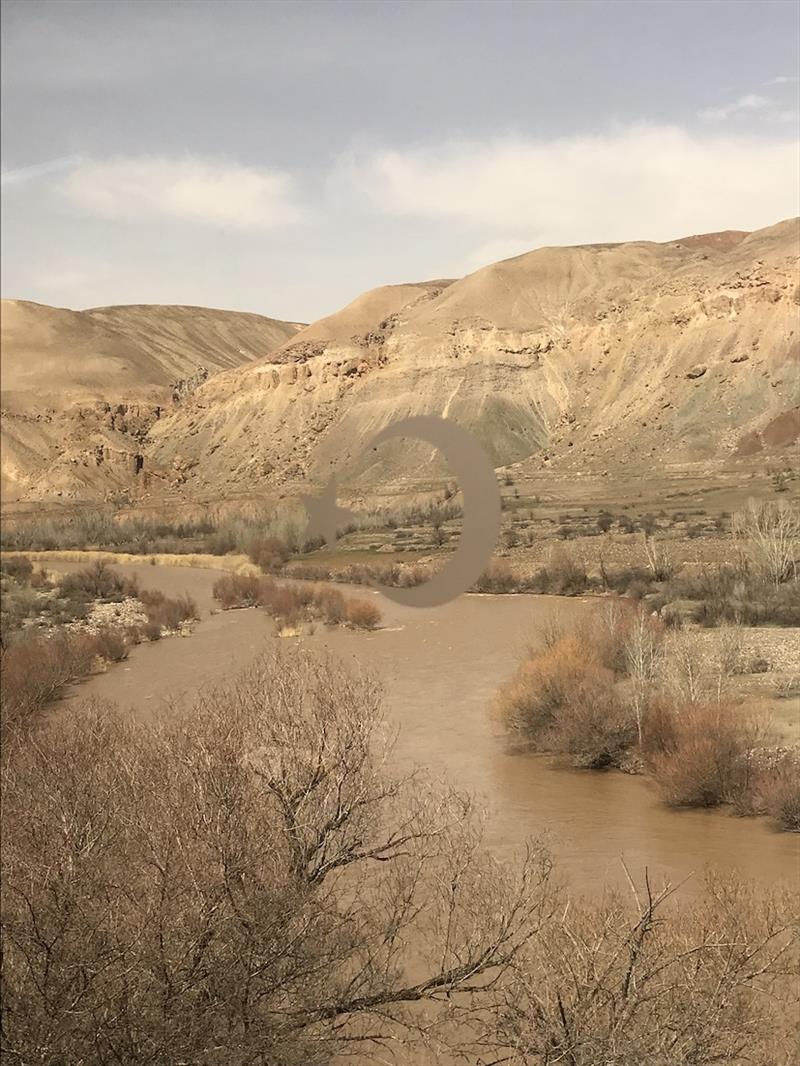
[642, 532, 674, 582]
[1, 650, 554, 1065]
[733, 499, 800, 588]
[624, 606, 664, 742]
[660, 627, 713, 704]
[491, 869, 798, 1066]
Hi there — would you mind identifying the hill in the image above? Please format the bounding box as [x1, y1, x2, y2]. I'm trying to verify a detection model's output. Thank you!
[146, 219, 799, 498]
[2, 220, 798, 504]
[0, 301, 303, 499]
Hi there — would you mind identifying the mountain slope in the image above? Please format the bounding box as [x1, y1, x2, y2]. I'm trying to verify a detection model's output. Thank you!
[0, 301, 303, 499]
[145, 219, 799, 498]
[3, 220, 798, 505]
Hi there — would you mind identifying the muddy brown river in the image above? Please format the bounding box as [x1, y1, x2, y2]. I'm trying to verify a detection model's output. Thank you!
[53, 561, 799, 895]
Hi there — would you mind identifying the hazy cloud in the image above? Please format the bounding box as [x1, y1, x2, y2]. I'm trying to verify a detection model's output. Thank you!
[697, 93, 774, 121]
[59, 156, 303, 228]
[1, 155, 83, 186]
[333, 126, 799, 250]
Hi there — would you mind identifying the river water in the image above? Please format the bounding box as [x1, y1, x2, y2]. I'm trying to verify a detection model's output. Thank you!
[53, 561, 799, 895]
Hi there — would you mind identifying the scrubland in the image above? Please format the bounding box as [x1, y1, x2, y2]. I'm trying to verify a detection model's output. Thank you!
[2, 648, 797, 1065]
[495, 600, 800, 831]
[1, 558, 197, 734]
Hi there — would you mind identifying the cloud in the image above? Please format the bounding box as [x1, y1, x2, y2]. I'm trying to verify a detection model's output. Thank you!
[765, 76, 799, 86]
[331, 126, 799, 251]
[697, 94, 774, 121]
[1, 155, 83, 186]
[59, 156, 303, 228]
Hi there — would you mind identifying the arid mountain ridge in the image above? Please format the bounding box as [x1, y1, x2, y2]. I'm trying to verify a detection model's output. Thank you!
[1, 218, 798, 505]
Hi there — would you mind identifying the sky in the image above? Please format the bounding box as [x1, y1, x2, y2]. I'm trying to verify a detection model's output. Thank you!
[2, 0, 799, 322]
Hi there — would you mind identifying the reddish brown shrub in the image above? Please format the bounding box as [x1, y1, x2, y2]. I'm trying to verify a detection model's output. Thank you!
[345, 598, 382, 630]
[212, 573, 263, 609]
[247, 536, 291, 573]
[1, 630, 105, 732]
[315, 586, 347, 625]
[752, 753, 800, 831]
[496, 635, 634, 767]
[645, 701, 765, 808]
[260, 584, 303, 627]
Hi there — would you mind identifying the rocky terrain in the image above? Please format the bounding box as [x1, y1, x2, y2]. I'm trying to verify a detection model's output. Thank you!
[0, 301, 303, 500]
[2, 219, 798, 505]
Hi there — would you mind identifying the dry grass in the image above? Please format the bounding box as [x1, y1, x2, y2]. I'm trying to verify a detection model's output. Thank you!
[1, 549, 260, 575]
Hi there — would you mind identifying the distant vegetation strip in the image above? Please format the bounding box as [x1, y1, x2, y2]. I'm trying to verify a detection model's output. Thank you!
[0, 548, 260, 575]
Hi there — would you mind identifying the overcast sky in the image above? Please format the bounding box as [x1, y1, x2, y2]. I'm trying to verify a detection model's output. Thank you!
[2, 0, 798, 322]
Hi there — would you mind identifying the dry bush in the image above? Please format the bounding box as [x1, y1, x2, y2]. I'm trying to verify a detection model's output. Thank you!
[1, 631, 109, 733]
[140, 620, 162, 642]
[645, 700, 768, 808]
[0, 555, 33, 583]
[733, 498, 799, 588]
[148, 593, 197, 631]
[92, 627, 130, 663]
[753, 753, 800, 832]
[659, 627, 714, 703]
[473, 560, 517, 593]
[247, 534, 292, 573]
[344, 596, 383, 630]
[59, 559, 137, 602]
[496, 872, 798, 1066]
[1, 649, 554, 1065]
[314, 585, 347, 625]
[642, 531, 674, 580]
[260, 583, 304, 627]
[212, 572, 265, 608]
[496, 634, 634, 768]
[660, 625, 749, 705]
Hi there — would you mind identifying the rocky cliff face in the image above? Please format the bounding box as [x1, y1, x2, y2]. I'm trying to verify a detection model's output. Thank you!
[3, 220, 797, 504]
[144, 219, 799, 499]
[0, 301, 304, 500]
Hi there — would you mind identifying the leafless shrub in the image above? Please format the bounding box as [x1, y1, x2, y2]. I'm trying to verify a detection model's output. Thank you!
[0, 556, 33, 582]
[494, 871, 798, 1065]
[260, 583, 304, 628]
[1, 649, 553, 1064]
[59, 559, 137, 602]
[642, 531, 674, 581]
[247, 534, 292, 573]
[645, 700, 769, 808]
[733, 499, 800, 588]
[138, 588, 198, 631]
[92, 627, 130, 663]
[754, 752, 800, 832]
[623, 605, 666, 742]
[496, 634, 634, 768]
[212, 572, 265, 608]
[314, 585, 347, 625]
[141, 620, 162, 642]
[344, 596, 383, 630]
[659, 628, 711, 703]
[473, 559, 517, 593]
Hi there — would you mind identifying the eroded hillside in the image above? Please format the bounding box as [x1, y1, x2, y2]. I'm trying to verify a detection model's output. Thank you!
[0, 301, 303, 500]
[147, 219, 799, 499]
[2, 220, 798, 505]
